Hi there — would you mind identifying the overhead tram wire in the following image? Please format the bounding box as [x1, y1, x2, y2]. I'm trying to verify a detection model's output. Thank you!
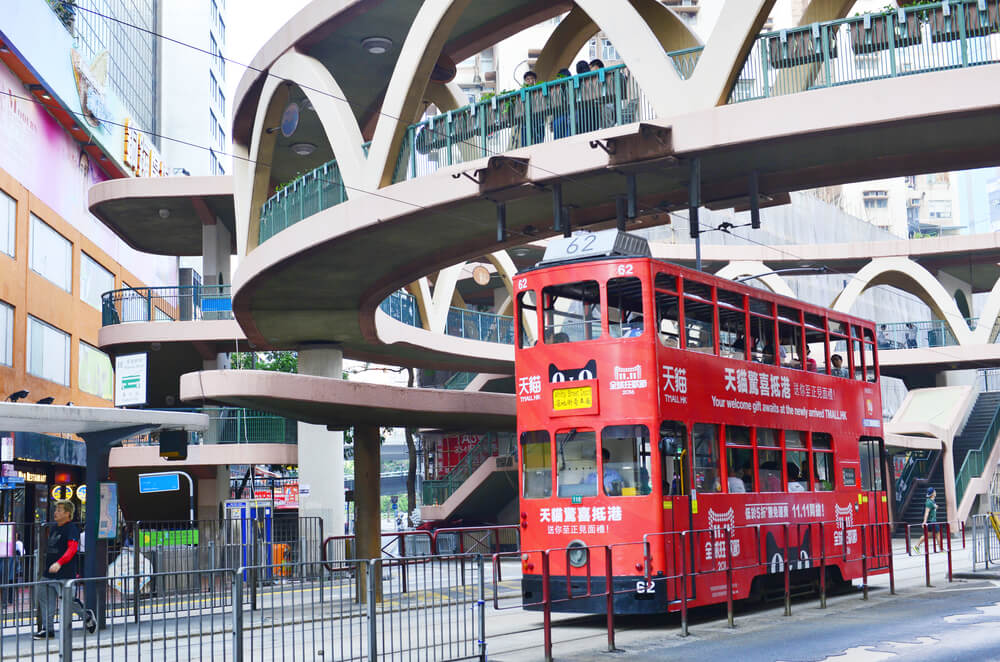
[43, 2, 989, 351]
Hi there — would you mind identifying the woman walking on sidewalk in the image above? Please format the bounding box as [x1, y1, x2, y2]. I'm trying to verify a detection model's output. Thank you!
[913, 487, 942, 554]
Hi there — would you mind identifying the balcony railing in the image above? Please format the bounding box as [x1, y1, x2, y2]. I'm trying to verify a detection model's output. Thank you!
[120, 407, 295, 446]
[101, 285, 232, 326]
[254, 1, 1000, 246]
[876, 318, 978, 349]
[379, 290, 515, 345]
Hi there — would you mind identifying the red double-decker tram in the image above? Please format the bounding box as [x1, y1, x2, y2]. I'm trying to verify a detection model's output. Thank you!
[514, 230, 890, 614]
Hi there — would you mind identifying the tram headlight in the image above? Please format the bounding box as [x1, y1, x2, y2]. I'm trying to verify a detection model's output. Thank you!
[567, 540, 588, 568]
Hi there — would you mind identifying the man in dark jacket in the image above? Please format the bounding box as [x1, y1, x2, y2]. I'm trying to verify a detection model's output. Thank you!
[35, 501, 95, 639]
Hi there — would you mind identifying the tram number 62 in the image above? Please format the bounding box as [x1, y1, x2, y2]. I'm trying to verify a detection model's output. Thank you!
[635, 579, 655, 596]
[617, 264, 634, 276]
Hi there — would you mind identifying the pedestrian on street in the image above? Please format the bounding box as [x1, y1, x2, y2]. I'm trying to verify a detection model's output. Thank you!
[35, 501, 96, 639]
[912, 487, 941, 554]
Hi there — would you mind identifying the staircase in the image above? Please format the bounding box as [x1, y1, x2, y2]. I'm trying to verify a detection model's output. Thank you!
[901, 456, 945, 526]
[952, 392, 1000, 473]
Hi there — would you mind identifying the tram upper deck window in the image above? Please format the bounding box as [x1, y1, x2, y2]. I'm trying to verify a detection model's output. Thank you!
[778, 306, 804, 370]
[804, 319, 826, 373]
[749, 298, 776, 365]
[829, 320, 850, 378]
[608, 277, 644, 338]
[683, 281, 715, 354]
[543, 281, 601, 344]
[521, 430, 552, 499]
[555, 429, 598, 498]
[863, 327, 877, 383]
[692, 423, 721, 493]
[656, 291, 681, 348]
[601, 425, 651, 496]
[717, 289, 747, 360]
[517, 290, 538, 349]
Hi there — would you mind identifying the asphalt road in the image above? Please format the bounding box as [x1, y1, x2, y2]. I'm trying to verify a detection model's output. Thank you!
[536, 579, 1000, 662]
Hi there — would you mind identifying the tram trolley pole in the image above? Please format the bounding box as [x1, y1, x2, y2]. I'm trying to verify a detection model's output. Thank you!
[946, 522, 953, 583]
[680, 531, 689, 637]
[725, 528, 734, 628]
[783, 523, 791, 617]
[923, 524, 931, 587]
[604, 546, 616, 652]
[818, 521, 827, 609]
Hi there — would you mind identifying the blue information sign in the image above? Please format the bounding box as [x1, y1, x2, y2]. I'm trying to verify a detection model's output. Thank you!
[138, 473, 181, 494]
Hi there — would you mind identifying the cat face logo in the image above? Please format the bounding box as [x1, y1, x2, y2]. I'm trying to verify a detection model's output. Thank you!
[549, 359, 597, 383]
[765, 528, 812, 573]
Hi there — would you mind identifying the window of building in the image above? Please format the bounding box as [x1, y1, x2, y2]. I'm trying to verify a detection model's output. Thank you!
[601, 39, 619, 61]
[542, 281, 601, 343]
[219, 90, 226, 116]
[601, 425, 650, 496]
[210, 111, 219, 143]
[0, 300, 12, 367]
[210, 150, 220, 176]
[218, 128, 226, 153]
[30, 214, 72, 292]
[692, 423, 720, 493]
[80, 252, 115, 311]
[210, 72, 219, 107]
[607, 277, 643, 338]
[79, 342, 113, 399]
[521, 430, 551, 499]
[27, 316, 70, 386]
[1, 189, 14, 258]
[219, 18, 226, 45]
[555, 429, 598, 498]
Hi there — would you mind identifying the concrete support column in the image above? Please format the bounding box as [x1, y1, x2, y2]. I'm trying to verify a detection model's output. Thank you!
[297, 345, 346, 548]
[203, 220, 232, 368]
[353, 423, 382, 602]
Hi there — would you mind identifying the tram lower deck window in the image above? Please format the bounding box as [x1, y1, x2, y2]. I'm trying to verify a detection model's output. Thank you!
[556, 429, 598, 498]
[521, 430, 552, 499]
[601, 425, 651, 496]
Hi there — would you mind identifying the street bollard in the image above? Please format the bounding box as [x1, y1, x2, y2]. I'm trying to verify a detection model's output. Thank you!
[924, 524, 931, 587]
[819, 522, 827, 609]
[861, 525, 868, 601]
[725, 528, 734, 628]
[946, 522, 953, 583]
[680, 531, 689, 637]
[905, 524, 911, 556]
[885, 521, 895, 595]
[783, 524, 791, 617]
[542, 552, 553, 662]
[605, 546, 616, 652]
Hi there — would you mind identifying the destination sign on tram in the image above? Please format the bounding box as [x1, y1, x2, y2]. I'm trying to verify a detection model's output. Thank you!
[552, 386, 593, 411]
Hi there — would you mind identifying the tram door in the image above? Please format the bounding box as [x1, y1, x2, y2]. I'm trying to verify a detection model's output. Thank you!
[660, 421, 693, 604]
[859, 436, 890, 567]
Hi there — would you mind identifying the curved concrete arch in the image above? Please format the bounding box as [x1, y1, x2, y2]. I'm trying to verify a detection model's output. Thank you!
[831, 257, 973, 344]
[365, 0, 473, 189]
[245, 75, 290, 253]
[535, 0, 701, 82]
[714, 261, 796, 297]
[574, 0, 773, 115]
[972, 276, 1000, 344]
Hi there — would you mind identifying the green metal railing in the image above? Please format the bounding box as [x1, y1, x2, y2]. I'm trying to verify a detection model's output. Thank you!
[101, 285, 232, 326]
[894, 449, 932, 510]
[443, 372, 476, 390]
[120, 407, 294, 446]
[379, 289, 516, 345]
[956, 399, 1000, 506]
[255, 1, 1000, 244]
[422, 432, 516, 506]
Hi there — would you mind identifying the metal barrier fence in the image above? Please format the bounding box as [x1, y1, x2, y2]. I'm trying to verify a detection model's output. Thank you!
[101, 285, 232, 325]
[8, 554, 485, 662]
[904, 521, 960, 586]
[971, 513, 1000, 571]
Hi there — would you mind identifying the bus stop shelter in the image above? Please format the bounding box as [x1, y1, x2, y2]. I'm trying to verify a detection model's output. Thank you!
[0, 402, 208, 619]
